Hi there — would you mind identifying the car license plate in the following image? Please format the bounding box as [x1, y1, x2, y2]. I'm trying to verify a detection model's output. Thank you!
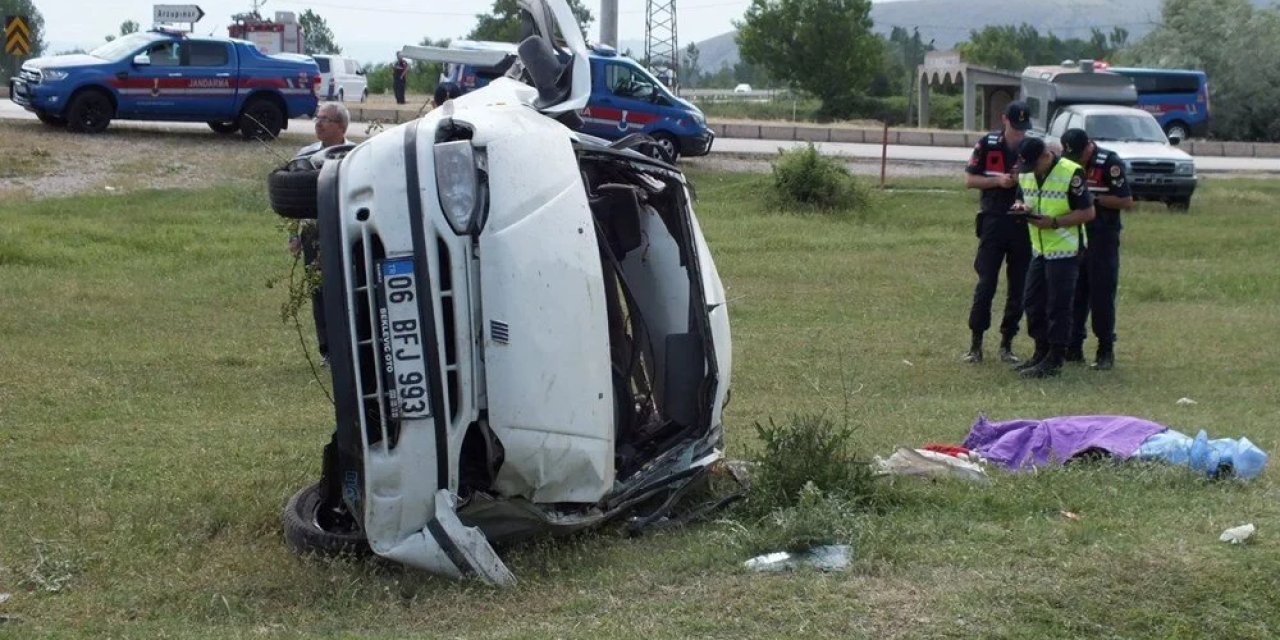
[377, 258, 432, 421]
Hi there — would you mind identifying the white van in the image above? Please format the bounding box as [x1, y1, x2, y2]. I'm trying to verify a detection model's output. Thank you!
[311, 54, 367, 103]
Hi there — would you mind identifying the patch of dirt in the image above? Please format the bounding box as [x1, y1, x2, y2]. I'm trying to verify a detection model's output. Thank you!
[0, 120, 291, 199]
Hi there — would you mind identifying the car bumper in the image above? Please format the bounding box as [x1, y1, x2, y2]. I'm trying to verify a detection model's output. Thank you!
[1128, 174, 1197, 200]
[680, 128, 715, 157]
[10, 79, 65, 115]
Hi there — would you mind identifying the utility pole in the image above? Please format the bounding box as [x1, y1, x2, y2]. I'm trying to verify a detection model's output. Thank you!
[600, 0, 618, 47]
[645, 0, 678, 89]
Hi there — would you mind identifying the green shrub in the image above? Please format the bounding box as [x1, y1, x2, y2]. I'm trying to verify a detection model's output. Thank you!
[742, 482, 863, 554]
[770, 143, 870, 212]
[749, 413, 876, 513]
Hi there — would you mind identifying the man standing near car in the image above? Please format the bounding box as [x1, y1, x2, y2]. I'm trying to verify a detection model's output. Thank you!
[1061, 128, 1133, 370]
[290, 102, 352, 364]
[393, 52, 410, 105]
[1011, 137, 1095, 378]
[961, 101, 1035, 364]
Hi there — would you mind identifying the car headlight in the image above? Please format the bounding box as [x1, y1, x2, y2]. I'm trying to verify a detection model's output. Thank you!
[433, 140, 486, 235]
[40, 69, 69, 82]
[1175, 161, 1195, 175]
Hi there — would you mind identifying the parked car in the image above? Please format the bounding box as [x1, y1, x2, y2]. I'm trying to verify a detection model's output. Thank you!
[1043, 104, 1197, 209]
[269, 0, 732, 586]
[311, 53, 367, 103]
[417, 40, 714, 161]
[9, 28, 319, 138]
[733, 83, 752, 93]
[1108, 67, 1210, 140]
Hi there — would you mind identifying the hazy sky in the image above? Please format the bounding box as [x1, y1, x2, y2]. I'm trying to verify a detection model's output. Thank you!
[36, 0, 806, 63]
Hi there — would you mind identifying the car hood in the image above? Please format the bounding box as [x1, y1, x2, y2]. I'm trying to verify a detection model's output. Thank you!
[24, 54, 105, 70]
[1097, 141, 1194, 162]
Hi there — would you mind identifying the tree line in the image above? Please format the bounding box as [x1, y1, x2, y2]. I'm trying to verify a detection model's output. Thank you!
[736, 0, 1280, 140]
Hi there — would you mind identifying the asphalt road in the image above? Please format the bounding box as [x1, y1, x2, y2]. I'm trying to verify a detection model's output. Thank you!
[4, 101, 1279, 174]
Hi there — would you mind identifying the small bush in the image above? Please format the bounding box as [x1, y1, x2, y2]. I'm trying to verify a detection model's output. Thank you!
[749, 413, 876, 513]
[770, 143, 870, 212]
[742, 482, 863, 554]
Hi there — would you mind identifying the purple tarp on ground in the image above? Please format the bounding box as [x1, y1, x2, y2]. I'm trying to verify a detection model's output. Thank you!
[963, 415, 1169, 470]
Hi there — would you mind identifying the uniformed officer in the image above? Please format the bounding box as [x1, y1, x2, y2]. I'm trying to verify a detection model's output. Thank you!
[961, 101, 1035, 364]
[1011, 137, 1095, 378]
[1060, 128, 1134, 370]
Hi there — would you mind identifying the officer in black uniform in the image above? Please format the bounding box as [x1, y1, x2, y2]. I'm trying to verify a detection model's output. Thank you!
[1060, 128, 1134, 370]
[962, 101, 1034, 364]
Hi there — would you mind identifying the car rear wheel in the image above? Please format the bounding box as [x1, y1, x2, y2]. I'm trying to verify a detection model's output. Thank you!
[239, 98, 284, 141]
[65, 90, 113, 134]
[207, 120, 239, 134]
[268, 166, 321, 219]
[282, 483, 367, 556]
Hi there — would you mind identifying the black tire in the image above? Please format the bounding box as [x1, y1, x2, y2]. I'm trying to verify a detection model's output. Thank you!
[240, 98, 284, 141]
[208, 120, 239, 134]
[282, 483, 367, 556]
[337, 89, 344, 102]
[1167, 196, 1192, 211]
[268, 166, 321, 219]
[649, 131, 680, 163]
[1165, 121, 1190, 141]
[65, 90, 113, 134]
[36, 112, 67, 127]
[360, 89, 367, 103]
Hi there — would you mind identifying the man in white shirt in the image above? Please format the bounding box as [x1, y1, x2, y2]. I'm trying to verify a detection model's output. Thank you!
[291, 101, 351, 364]
[295, 101, 352, 159]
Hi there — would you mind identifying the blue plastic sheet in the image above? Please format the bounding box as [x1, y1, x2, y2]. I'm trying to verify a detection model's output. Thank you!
[1133, 429, 1268, 480]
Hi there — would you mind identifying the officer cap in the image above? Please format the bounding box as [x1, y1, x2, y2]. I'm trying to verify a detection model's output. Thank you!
[1061, 128, 1091, 157]
[1004, 101, 1032, 130]
[1016, 137, 1046, 168]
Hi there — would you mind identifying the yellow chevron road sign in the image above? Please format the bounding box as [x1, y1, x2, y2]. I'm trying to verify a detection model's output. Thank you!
[5, 15, 31, 56]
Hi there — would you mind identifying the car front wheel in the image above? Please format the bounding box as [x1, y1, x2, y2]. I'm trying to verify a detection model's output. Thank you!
[66, 90, 113, 134]
[282, 483, 367, 556]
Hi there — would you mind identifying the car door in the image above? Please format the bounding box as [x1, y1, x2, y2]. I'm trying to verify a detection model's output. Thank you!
[181, 40, 237, 118]
[582, 60, 659, 140]
[119, 39, 182, 116]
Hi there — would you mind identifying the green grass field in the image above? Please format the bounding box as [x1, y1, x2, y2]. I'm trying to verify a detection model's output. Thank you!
[1, 170, 1277, 638]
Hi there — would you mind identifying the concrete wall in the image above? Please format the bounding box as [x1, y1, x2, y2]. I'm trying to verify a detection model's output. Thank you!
[707, 119, 1280, 158]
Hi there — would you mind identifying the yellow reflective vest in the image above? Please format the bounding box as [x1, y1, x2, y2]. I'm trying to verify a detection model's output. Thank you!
[1019, 158, 1087, 258]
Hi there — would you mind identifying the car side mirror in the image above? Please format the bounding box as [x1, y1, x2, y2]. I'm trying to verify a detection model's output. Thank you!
[133, 54, 151, 67]
[1168, 133, 1183, 146]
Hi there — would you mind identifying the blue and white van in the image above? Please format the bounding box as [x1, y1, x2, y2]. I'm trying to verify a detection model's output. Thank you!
[432, 41, 713, 159]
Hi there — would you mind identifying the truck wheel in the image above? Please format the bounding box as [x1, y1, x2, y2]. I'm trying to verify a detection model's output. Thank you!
[360, 89, 367, 103]
[65, 90, 113, 134]
[1165, 121, 1190, 141]
[649, 132, 680, 162]
[268, 166, 321, 219]
[337, 89, 345, 102]
[282, 483, 367, 557]
[240, 98, 284, 141]
[208, 120, 239, 134]
[36, 112, 67, 127]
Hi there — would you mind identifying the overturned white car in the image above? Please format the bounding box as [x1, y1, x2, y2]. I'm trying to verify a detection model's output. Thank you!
[274, 0, 731, 586]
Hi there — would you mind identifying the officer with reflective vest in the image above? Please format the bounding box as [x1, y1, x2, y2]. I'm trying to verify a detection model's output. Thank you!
[1060, 128, 1133, 370]
[1010, 137, 1096, 378]
[961, 101, 1035, 364]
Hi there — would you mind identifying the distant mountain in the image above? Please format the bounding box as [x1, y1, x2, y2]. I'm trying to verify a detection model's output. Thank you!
[690, 0, 1275, 72]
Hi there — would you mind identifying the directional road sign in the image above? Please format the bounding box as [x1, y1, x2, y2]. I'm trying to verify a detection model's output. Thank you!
[5, 15, 31, 56]
[153, 4, 206, 24]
